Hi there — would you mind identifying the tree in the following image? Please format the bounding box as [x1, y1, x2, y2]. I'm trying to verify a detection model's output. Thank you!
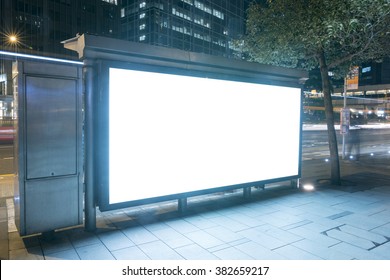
[243, 0, 390, 185]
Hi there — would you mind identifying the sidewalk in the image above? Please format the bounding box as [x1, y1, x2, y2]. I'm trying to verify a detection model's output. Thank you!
[1, 153, 390, 260]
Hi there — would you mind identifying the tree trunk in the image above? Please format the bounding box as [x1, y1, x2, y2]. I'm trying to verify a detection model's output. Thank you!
[318, 50, 341, 185]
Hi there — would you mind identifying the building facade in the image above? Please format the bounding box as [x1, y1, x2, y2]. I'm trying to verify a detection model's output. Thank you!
[1, 0, 251, 59]
[0, 0, 120, 58]
[120, 0, 251, 58]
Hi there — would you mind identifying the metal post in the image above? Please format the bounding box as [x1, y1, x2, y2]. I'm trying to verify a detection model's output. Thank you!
[83, 60, 96, 231]
[243, 187, 252, 199]
[291, 179, 299, 188]
[178, 198, 187, 213]
[342, 77, 347, 160]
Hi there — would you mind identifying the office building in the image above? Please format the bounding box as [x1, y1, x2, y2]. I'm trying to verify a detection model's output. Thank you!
[120, 0, 251, 58]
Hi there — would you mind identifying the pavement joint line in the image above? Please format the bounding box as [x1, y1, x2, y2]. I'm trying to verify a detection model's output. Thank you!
[369, 238, 390, 250]
[326, 211, 354, 220]
[321, 224, 346, 236]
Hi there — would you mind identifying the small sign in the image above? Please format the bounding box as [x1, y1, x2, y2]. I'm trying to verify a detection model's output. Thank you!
[346, 66, 359, 90]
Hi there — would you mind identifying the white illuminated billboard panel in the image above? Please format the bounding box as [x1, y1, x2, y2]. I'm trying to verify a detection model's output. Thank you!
[109, 68, 301, 205]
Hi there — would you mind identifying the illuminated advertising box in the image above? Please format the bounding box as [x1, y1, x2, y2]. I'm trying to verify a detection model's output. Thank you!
[98, 65, 302, 210]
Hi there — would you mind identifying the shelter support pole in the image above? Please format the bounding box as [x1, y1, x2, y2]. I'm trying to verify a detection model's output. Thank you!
[178, 198, 187, 213]
[243, 187, 252, 199]
[84, 60, 96, 232]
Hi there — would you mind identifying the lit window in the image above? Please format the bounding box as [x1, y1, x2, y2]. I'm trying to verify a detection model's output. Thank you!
[140, 13, 145, 19]
[194, 1, 212, 14]
[140, 2, 146, 8]
[213, 9, 224, 20]
[102, 0, 117, 5]
[139, 24, 146, 30]
[181, 0, 193, 5]
[121, 8, 125, 18]
[139, 35, 146, 41]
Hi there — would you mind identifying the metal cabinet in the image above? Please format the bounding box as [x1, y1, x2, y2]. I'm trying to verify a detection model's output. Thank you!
[14, 59, 83, 236]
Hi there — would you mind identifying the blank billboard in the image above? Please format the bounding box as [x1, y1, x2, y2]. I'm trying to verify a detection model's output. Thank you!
[108, 67, 301, 205]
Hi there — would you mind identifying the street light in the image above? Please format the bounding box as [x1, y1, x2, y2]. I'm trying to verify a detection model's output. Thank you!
[7, 34, 32, 52]
[9, 35, 17, 44]
[8, 34, 18, 56]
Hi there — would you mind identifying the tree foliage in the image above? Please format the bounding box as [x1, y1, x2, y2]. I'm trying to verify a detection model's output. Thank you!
[244, 0, 390, 76]
[243, 0, 390, 185]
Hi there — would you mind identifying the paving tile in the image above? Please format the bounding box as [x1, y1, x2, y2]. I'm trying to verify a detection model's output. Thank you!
[327, 211, 354, 220]
[104, 210, 134, 225]
[281, 219, 312, 230]
[8, 232, 31, 251]
[207, 243, 231, 253]
[68, 229, 102, 248]
[5, 158, 390, 262]
[291, 239, 351, 260]
[325, 229, 376, 250]
[255, 224, 303, 244]
[44, 248, 80, 260]
[288, 227, 341, 247]
[368, 210, 390, 224]
[347, 192, 383, 204]
[330, 242, 384, 260]
[164, 219, 200, 234]
[149, 227, 193, 249]
[370, 223, 390, 238]
[306, 194, 350, 207]
[40, 234, 74, 255]
[272, 244, 322, 260]
[231, 205, 271, 218]
[338, 213, 389, 231]
[339, 224, 387, 244]
[9, 247, 44, 260]
[369, 242, 390, 259]
[75, 243, 115, 260]
[297, 215, 346, 233]
[212, 246, 254, 260]
[295, 202, 344, 218]
[243, 203, 280, 216]
[336, 201, 383, 214]
[256, 211, 305, 228]
[198, 209, 224, 219]
[234, 241, 286, 260]
[207, 216, 249, 232]
[122, 226, 158, 245]
[225, 212, 266, 227]
[111, 245, 150, 260]
[228, 238, 252, 247]
[142, 221, 171, 232]
[204, 226, 244, 243]
[237, 228, 286, 250]
[270, 204, 307, 216]
[184, 215, 216, 229]
[138, 240, 184, 260]
[358, 203, 389, 216]
[98, 230, 135, 251]
[185, 230, 224, 249]
[175, 243, 219, 260]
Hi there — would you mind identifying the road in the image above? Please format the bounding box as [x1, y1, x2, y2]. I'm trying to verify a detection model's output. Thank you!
[302, 127, 390, 160]
[1, 127, 390, 175]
